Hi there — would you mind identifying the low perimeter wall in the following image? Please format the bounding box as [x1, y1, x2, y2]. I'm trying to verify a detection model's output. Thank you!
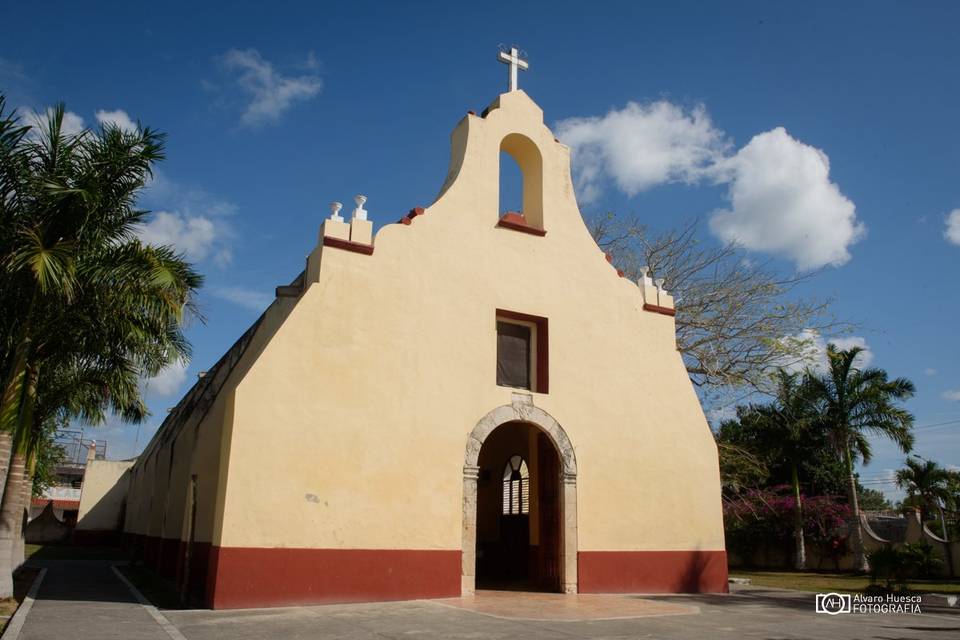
[730, 510, 959, 576]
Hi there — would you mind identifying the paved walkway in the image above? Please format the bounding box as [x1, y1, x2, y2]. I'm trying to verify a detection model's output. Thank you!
[17, 560, 169, 640]
[12, 559, 960, 640]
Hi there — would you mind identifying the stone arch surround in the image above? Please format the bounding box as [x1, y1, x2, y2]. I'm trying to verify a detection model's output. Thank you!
[461, 393, 577, 594]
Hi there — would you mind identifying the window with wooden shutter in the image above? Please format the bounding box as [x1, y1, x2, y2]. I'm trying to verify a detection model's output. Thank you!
[502, 455, 530, 515]
[496, 321, 531, 390]
[495, 309, 549, 394]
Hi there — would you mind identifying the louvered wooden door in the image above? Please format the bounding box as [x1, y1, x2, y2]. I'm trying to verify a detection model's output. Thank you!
[537, 432, 561, 591]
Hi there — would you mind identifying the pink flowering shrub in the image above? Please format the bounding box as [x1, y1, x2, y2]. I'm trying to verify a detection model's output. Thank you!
[724, 486, 851, 567]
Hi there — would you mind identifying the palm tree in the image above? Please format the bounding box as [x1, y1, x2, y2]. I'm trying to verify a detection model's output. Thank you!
[896, 457, 950, 533]
[738, 369, 821, 569]
[806, 345, 915, 572]
[0, 98, 202, 595]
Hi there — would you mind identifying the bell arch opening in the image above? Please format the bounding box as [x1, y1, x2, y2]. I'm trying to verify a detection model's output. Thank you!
[499, 133, 544, 229]
[462, 401, 577, 595]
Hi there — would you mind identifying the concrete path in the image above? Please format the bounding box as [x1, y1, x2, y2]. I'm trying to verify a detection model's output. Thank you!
[16, 559, 171, 640]
[12, 558, 960, 640]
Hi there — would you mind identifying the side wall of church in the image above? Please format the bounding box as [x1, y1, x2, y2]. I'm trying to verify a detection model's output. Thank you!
[122, 295, 302, 605]
[122, 390, 227, 602]
[203, 91, 727, 608]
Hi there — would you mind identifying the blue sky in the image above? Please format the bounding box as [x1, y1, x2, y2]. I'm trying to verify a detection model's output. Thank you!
[2, 1, 958, 499]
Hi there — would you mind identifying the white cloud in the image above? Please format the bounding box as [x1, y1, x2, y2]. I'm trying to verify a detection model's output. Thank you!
[828, 336, 875, 367]
[144, 360, 188, 396]
[95, 108, 137, 132]
[137, 171, 236, 267]
[556, 101, 729, 203]
[19, 105, 85, 137]
[925, 368, 938, 376]
[212, 286, 273, 311]
[945, 209, 960, 246]
[943, 389, 960, 402]
[558, 101, 864, 270]
[710, 128, 864, 270]
[143, 170, 238, 218]
[219, 48, 322, 127]
[136, 210, 232, 265]
[782, 329, 874, 374]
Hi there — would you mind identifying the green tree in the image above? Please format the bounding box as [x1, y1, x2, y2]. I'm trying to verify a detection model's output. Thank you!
[722, 369, 822, 569]
[896, 457, 951, 536]
[28, 419, 65, 498]
[858, 487, 893, 512]
[715, 440, 768, 496]
[806, 345, 915, 572]
[0, 98, 202, 594]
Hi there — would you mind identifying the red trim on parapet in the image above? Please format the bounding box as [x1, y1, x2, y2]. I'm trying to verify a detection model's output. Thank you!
[643, 303, 676, 317]
[578, 550, 728, 594]
[397, 207, 426, 226]
[497, 212, 546, 236]
[206, 547, 461, 609]
[322, 236, 374, 255]
[603, 253, 626, 277]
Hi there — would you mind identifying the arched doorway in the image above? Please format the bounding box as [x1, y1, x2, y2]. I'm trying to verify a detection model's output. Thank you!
[462, 398, 577, 595]
[475, 421, 561, 591]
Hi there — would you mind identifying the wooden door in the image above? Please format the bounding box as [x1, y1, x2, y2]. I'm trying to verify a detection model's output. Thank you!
[537, 433, 561, 591]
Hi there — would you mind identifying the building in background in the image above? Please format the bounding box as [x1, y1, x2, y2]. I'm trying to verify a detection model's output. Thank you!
[28, 432, 107, 525]
[27, 433, 135, 546]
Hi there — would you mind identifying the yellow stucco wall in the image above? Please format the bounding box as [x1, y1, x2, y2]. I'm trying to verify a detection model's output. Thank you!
[124, 295, 302, 545]
[207, 90, 725, 554]
[77, 459, 134, 531]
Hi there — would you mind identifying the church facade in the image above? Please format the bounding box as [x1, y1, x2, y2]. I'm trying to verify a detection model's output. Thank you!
[122, 69, 728, 608]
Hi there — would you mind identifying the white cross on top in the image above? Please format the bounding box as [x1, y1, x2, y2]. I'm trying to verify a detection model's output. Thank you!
[497, 46, 529, 92]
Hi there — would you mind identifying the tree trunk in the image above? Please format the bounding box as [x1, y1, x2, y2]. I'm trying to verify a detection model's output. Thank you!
[844, 445, 869, 572]
[0, 335, 32, 597]
[791, 463, 806, 570]
[939, 506, 955, 578]
[0, 452, 24, 598]
[0, 432, 12, 598]
[13, 463, 32, 571]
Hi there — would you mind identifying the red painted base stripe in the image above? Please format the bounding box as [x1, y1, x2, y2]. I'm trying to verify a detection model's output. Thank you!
[208, 547, 462, 609]
[578, 550, 728, 594]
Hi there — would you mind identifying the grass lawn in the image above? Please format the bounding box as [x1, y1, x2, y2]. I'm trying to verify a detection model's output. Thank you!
[732, 570, 960, 594]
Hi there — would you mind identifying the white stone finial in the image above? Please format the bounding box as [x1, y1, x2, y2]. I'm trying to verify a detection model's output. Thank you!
[655, 278, 666, 292]
[497, 46, 529, 92]
[352, 194, 368, 221]
[329, 201, 344, 222]
[638, 266, 653, 286]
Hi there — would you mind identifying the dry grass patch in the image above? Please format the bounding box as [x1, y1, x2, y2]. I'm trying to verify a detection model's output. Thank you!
[732, 570, 960, 594]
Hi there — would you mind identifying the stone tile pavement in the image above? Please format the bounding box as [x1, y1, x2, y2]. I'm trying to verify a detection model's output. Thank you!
[11, 559, 960, 640]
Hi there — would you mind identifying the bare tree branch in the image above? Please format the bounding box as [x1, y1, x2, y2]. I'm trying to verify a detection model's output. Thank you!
[590, 212, 852, 392]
